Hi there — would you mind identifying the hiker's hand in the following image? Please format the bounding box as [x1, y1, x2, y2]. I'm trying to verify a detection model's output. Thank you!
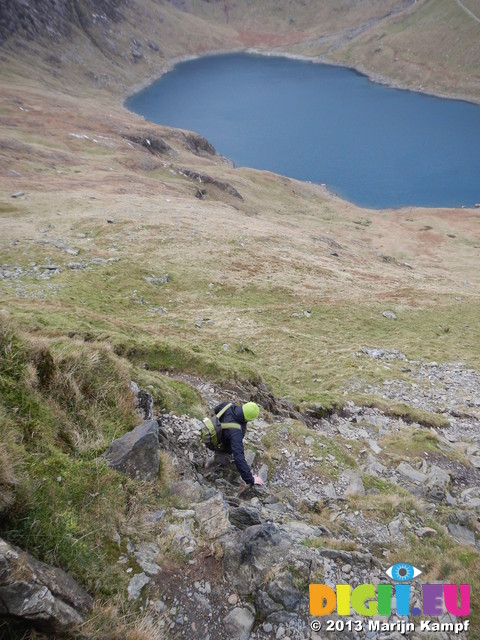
[253, 475, 264, 486]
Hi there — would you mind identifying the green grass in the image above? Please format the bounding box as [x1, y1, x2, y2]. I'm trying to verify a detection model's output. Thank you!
[0, 323, 203, 603]
[391, 529, 480, 636]
[361, 398, 451, 429]
[381, 427, 454, 462]
[2, 452, 132, 595]
[3, 226, 480, 408]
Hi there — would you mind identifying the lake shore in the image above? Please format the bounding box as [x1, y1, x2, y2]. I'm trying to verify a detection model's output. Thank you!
[123, 44, 480, 113]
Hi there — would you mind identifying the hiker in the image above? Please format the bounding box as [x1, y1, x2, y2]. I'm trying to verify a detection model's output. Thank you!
[205, 401, 264, 486]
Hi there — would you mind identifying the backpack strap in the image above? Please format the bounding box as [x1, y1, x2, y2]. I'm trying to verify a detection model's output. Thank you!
[221, 423, 242, 430]
[215, 402, 232, 419]
[216, 403, 242, 430]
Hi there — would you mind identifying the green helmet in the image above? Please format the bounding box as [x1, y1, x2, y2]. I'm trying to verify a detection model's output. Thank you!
[242, 402, 260, 421]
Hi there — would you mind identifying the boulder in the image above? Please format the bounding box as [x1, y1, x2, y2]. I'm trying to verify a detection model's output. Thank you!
[170, 479, 204, 503]
[223, 524, 294, 594]
[194, 494, 231, 539]
[229, 506, 262, 530]
[396, 462, 427, 484]
[223, 607, 255, 640]
[267, 571, 303, 611]
[255, 590, 284, 617]
[447, 524, 476, 548]
[426, 465, 450, 502]
[342, 470, 365, 497]
[0, 538, 93, 633]
[101, 420, 160, 480]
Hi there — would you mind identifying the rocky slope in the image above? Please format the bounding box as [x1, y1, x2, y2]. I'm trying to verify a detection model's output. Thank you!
[99, 367, 478, 640]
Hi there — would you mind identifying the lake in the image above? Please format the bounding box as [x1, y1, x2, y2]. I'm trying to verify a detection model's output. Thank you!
[126, 53, 480, 209]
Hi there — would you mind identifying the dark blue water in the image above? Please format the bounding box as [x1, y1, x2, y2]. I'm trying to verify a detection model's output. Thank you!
[126, 53, 480, 209]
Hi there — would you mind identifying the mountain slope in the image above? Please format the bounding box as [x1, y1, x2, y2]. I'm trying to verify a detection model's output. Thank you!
[0, 1, 480, 639]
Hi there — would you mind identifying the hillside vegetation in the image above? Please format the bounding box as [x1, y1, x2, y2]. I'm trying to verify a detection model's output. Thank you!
[0, 1, 480, 639]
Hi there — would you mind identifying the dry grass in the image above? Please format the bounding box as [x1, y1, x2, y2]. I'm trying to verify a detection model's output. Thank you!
[77, 600, 168, 640]
[0, 443, 18, 511]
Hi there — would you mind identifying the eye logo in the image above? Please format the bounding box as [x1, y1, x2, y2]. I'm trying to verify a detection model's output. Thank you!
[386, 563, 422, 582]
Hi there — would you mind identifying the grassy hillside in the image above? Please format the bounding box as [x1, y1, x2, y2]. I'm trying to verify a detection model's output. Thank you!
[1, 0, 479, 102]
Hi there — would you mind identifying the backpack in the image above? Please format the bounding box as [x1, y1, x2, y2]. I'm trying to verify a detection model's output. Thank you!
[201, 403, 233, 450]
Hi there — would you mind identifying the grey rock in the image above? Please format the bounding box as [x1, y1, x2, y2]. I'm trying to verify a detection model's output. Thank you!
[281, 521, 318, 541]
[263, 501, 287, 514]
[470, 456, 480, 468]
[101, 420, 160, 481]
[0, 538, 93, 633]
[223, 524, 293, 594]
[255, 590, 284, 617]
[129, 381, 154, 421]
[342, 470, 365, 497]
[446, 491, 457, 506]
[426, 465, 450, 501]
[266, 611, 299, 625]
[223, 607, 255, 640]
[382, 310, 397, 320]
[460, 487, 480, 501]
[193, 592, 211, 610]
[127, 572, 151, 600]
[388, 516, 404, 540]
[267, 571, 303, 611]
[361, 347, 406, 360]
[368, 439, 382, 454]
[417, 527, 437, 538]
[165, 522, 196, 554]
[133, 543, 161, 576]
[396, 462, 427, 484]
[323, 482, 337, 499]
[363, 453, 386, 476]
[230, 506, 262, 529]
[194, 494, 231, 538]
[170, 479, 204, 503]
[145, 274, 170, 285]
[258, 464, 269, 483]
[145, 509, 166, 524]
[464, 498, 480, 509]
[427, 465, 450, 490]
[447, 524, 476, 547]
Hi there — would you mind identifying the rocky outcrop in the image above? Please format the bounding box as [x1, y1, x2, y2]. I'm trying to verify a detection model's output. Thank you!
[101, 419, 160, 480]
[123, 133, 172, 156]
[0, 0, 126, 45]
[0, 537, 93, 633]
[129, 380, 154, 421]
[180, 168, 243, 200]
[182, 133, 216, 156]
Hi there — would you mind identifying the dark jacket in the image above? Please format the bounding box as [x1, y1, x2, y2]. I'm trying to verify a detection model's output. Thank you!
[214, 402, 254, 485]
